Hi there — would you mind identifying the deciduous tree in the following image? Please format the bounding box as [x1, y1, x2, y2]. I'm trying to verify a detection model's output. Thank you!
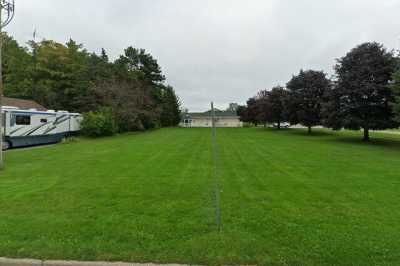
[2, 33, 33, 98]
[255, 90, 270, 126]
[265, 86, 288, 129]
[326, 42, 398, 141]
[246, 97, 260, 126]
[286, 70, 330, 133]
[2, 32, 182, 134]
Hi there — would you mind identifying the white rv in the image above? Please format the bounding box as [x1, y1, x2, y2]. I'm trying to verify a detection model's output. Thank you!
[1, 106, 83, 150]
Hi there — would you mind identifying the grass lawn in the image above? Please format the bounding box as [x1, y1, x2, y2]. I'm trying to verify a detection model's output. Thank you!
[1, 128, 400, 265]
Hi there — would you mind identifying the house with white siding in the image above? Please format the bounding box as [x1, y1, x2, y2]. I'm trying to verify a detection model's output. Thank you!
[181, 105, 242, 128]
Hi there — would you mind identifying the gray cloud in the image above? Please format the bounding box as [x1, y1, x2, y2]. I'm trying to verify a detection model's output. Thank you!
[7, 0, 400, 111]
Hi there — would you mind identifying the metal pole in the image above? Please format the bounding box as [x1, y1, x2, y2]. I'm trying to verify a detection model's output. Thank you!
[211, 102, 221, 231]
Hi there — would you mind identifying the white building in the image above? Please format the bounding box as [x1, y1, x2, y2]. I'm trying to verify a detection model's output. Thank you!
[181, 108, 242, 128]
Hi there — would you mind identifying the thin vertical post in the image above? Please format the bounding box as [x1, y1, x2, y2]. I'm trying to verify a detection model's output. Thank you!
[211, 102, 221, 231]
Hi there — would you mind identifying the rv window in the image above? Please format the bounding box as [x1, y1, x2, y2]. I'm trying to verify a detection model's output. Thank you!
[16, 115, 31, 125]
[40, 119, 48, 123]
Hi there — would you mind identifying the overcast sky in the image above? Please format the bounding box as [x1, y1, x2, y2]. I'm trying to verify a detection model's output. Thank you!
[7, 0, 400, 111]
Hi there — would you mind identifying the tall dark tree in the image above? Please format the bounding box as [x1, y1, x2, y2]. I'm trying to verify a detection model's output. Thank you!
[237, 105, 248, 121]
[115, 46, 165, 84]
[160, 85, 181, 127]
[325, 42, 398, 141]
[246, 97, 260, 126]
[62, 39, 92, 110]
[255, 90, 270, 126]
[321, 82, 343, 130]
[237, 98, 259, 125]
[286, 70, 330, 133]
[265, 86, 288, 129]
[100, 48, 109, 62]
[86, 49, 113, 84]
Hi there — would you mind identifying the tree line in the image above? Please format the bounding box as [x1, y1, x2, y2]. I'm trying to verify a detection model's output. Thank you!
[238, 42, 400, 141]
[2, 33, 181, 136]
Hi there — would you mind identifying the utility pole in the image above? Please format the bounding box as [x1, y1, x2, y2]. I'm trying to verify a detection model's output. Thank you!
[0, 0, 15, 169]
[32, 29, 38, 101]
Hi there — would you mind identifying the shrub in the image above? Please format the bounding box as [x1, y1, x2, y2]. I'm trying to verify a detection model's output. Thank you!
[81, 108, 117, 137]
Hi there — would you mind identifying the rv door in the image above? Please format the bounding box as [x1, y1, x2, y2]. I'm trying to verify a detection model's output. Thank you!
[1, 111, 5, 137]
[1, 111, 10, 137]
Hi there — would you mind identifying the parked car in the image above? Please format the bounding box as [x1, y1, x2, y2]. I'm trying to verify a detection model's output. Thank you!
[273, 122, 290, 129]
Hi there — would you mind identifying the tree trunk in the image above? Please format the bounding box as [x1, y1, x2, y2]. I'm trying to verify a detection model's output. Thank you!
[278, 121, 281, 130]
[363, 128, 370, 142]
[308, 126, 312, 134]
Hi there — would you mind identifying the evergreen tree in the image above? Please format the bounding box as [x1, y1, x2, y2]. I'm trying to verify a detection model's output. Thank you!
[160, 85, 181, 127]
[115, 46, 165, 84]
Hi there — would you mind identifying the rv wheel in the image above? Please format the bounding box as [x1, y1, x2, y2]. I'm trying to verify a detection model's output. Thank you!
[2, 141, 11, 151]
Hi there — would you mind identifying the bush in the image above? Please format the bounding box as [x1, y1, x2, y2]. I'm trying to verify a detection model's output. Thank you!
[81, 108, 117, 137]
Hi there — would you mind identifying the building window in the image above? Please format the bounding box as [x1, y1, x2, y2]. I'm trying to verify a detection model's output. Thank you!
[16, 115, 31, 125]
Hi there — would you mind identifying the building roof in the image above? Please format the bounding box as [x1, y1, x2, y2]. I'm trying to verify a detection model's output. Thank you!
[187, 109, 238, 118]
[2, 97, 47, 111]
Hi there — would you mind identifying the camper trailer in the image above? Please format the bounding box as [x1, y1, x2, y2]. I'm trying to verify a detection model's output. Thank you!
[1, 106, 83, 150]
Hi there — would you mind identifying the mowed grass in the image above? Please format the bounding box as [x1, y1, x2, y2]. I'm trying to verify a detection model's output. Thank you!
[1, 128, 400, 265]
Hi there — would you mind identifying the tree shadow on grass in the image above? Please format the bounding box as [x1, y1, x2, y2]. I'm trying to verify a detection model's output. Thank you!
[327, 135, 400, 152]
[287, 129, 334, 137]
[259, 127, 400, 152]
[260, 127, 335, 137]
